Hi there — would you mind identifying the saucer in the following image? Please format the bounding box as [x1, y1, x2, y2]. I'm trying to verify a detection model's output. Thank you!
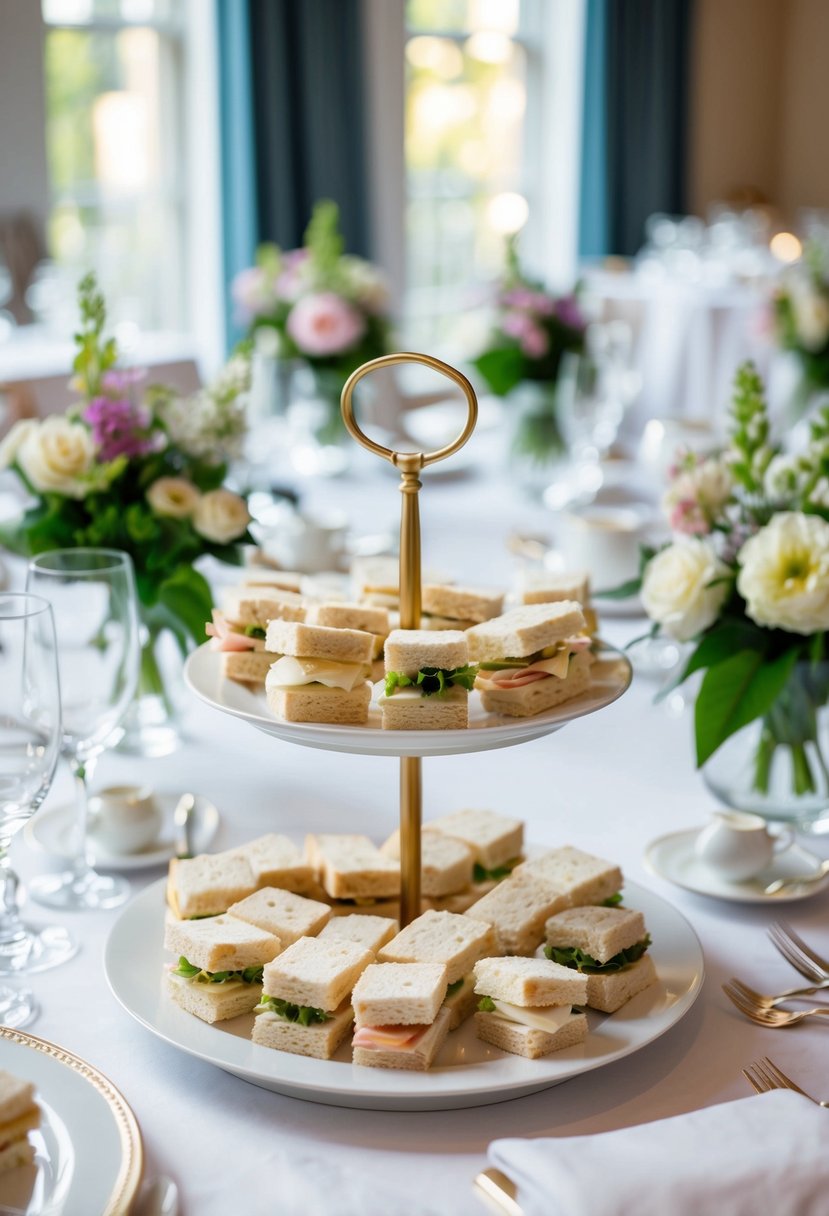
[25, 792, 220, 872]
[644, 827, 829, 903]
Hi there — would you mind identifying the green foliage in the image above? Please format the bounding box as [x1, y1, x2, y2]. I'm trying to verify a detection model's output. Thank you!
[694, 647, 800, 767]
[544, 936, 651, 974]
[728, 361, 774, 494]
[255, 996, 330, 1025]
[172, 957, 264, 985]
[384, 664, 479, 698]
[305, 200, 345, 278]
[477, 995, 496, 1013]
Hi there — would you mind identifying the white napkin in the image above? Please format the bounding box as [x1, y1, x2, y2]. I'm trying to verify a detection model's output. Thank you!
[489, 1091, 829, 1216]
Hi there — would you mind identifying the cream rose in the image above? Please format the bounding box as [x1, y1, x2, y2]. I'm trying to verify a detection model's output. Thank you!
[146, 476, 200, 519]
[641, 538, 730, 641]
[737, 512, 829, 635]
[192, 488, 250, 544]
[15, 416, 95, 498]
[0, 419, 37, 470]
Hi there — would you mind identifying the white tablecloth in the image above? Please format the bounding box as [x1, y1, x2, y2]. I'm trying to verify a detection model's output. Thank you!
[9, 455, 829, 1215]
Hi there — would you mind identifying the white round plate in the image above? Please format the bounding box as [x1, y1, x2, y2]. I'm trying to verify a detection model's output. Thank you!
[0, 1026, 142, 1214]
[104, 877, 702, 1112]
[644, 827, 829, 904]
[184, 643, 632, 758]
[24, 792, 220, 872]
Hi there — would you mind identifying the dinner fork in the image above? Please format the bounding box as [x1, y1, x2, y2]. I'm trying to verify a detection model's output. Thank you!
[724, 983, 829, 1026]
[768, 922, 829, 984]
[744, 1057, 829, 1106]
[725, 976, 829, 1009]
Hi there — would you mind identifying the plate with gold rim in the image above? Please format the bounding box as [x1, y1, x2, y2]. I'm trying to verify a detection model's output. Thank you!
[0, 1027, 143, 1214]
[104, 876, 703, 1112]
[183, 642, 632, 758]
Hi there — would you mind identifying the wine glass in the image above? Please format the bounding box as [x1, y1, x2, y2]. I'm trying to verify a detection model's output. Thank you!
[0, 592, 70, 1027]
[25, 549, 140, 911]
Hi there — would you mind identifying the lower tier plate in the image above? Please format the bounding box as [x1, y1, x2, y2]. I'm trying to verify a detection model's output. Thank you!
[105, 877, 703, 1112]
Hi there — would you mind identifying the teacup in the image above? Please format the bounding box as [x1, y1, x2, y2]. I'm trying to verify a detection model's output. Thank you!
[88, 785, 162, 855]
[694, 809, 793, 881]
[554, 504, 651, 591]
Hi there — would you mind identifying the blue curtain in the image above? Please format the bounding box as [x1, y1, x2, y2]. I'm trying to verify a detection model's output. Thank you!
[579, 0, 694, 259]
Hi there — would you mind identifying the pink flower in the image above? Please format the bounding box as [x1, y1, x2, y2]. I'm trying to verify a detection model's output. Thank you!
[83, 395, 157, 462]
[670, 499, 710, 536]
[286, 292, 366, 357]
[232, 267, 277, 322]
[275, 248, 311, 302]
[101, 367, 145, 394]
[554, 295, 584, 330]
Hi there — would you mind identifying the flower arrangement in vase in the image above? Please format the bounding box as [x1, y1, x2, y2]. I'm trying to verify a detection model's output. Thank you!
[0, 274, 252, 753]
[622, 363, 829, 828]
[774, 242, 829, 410]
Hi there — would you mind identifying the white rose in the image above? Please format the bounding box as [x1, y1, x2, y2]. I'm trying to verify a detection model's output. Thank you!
[0, 419, 37, 469]
[641, 538, 730, 641]
[16, 416, 95, 498]
[146, 477, 200, 519]
[192, 488, 250, 544]
[692, 457, 733, 510]
[764, 454, 806, 501]
[737, 512, 829, 635]
[792, 286, 829, 351]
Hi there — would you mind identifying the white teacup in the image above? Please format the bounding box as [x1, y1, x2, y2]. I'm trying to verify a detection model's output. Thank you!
[88, 785, 162, 855]
[694, 810, 793, 881]
[554, 504, 651, 591]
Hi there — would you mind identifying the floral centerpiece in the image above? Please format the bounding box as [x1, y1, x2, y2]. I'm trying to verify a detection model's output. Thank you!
[773, 243, 829, 406]
[232, 200, 391, 444]
[0, 274, 252, 747]
[473, 238, 586, 469]
[625, 363, 829, 823]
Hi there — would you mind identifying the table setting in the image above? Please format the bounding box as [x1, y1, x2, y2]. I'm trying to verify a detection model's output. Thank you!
[0, 280, 828, 1216]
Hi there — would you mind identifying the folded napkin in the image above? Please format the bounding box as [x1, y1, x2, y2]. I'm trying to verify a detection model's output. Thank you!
[489, 1091, 829, 1216]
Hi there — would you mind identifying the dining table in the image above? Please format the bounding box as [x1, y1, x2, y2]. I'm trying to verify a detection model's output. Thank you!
[6, 431, 829, 1215]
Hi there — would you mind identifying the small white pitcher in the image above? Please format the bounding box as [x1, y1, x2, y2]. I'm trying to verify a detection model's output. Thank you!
[695, 809, 793, 881]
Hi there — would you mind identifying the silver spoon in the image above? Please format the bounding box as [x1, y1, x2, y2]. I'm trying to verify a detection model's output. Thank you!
[764, 858, 829, 896]
[173, 793, 196, 860]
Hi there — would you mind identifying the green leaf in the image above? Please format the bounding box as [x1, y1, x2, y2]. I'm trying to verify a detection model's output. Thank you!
[157, 566, 214, 647]
[543, 936, 651, 974]
[473, 345, 525, 396]
[656, 619, 768, 703]
[694, 648, 800, 767]
[477, 995, 496, 1012]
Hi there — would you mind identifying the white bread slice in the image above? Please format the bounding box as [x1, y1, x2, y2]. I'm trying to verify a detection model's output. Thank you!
[252, 998, 354, 1059]
[585, 954, 658, 1013]
[261, 936, 373, 1011]
[167, 852, 256, 920]
[353, 1005, 452, 1071]
[466, 602, 586, 661]
[378, 910, 495, 984]
[352, 961, 448, 1027]
[236, 834, 318, 896]
[443, 973, 479, 1030]
[519, 571, 590, 605]
[164, 913, 282, 972]
[473, 955, 588, 1007]
[166, 971, 263, 1024]
[306, 835, 400, 900]
[0, 1138, 35, 1173]
[351, 555, 400, 598]
[0, 1105, 40, 1145]
[478, 649, 593, 718]
[421, 584, 504, 623]
[380, 830, 473, 897]
[475, 1009, 587, 1058]
[514, 845, 623, 908]
[228, 887, 331, 946]
[0, 1072, 36, 1124]
[307, 601, 390, 636]
[318, 914, 398, 955]
[241, 568, 303, 593]
[222, 587, 306, 627]
[222, 650, 277, 686]
[267, 682, 371, 724]
[544, 905, 646, 964]
[464, 871, 568, 956]
[380, 684, 469, 731]
[425, 809, 524, 870]
[384, 629, 468, 676]
[265, 619, 374, 663]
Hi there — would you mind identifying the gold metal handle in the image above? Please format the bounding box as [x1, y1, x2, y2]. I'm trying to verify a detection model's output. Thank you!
[340, 351, 478, 470]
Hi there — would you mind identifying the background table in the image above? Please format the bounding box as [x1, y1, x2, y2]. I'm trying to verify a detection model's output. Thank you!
[8, 454, 829, 1214]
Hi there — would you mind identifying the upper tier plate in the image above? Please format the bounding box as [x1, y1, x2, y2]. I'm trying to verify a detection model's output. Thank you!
[184, 642, 632, 757]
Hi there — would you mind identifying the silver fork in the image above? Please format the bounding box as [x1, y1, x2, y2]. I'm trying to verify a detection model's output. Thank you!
[768, 922, 829, 984]
[726, 976, 829, 1009]
[744, 1057, 829, 1107]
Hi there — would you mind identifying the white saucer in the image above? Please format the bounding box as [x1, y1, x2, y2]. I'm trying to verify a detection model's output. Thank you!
[25, 792, 220, 872]
[644, 827, 829, 904]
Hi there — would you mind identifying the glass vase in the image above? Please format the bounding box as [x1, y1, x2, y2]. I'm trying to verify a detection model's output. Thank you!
[505, 381, 565, 497]
[286, 364, 350, 477]
[117, 623, 183, 758]
[703, 662, 829, 833]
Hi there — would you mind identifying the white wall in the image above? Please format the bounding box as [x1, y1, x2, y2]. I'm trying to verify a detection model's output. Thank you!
[0, 0, 50, 224]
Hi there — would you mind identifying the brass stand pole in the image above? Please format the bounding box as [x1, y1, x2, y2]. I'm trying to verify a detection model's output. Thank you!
[341, 353, 477, 927]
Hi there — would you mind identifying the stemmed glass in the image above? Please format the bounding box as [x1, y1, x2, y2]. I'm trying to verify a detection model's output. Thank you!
[0, 592, 71, 1027]
[26, 549, 140, 911]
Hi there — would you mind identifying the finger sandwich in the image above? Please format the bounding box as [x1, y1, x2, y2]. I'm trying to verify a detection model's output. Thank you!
[467, 603, 593, 717]
[252, 935, 373, 1059]
[380, 829, 474, 897]
[352, 962, 451, 1071]
[463, 869, 569, 956]
[425, 808, 524, 882]
[518, 569, 597, 634]
[236, 833, 321, 898]
[512, 846, 623, 907]
[265, 619, 374, 724]
[165, 914, 282, 1023]
[542, 905, 657, 1012]
[381, 630, 477, 730]
[206, 586, 306, 686]
[421, 584, 504, 630]
[240, 567, 304, 594]
[0, 1070, 40, 1174]
[306, 601, 390, 662]
[318, 913, 399, 955]
[167, 849, 257, 920]
[473, 956, 588, 1058]
[228, 887, 332, 946]
[306, 834, 400, 901]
